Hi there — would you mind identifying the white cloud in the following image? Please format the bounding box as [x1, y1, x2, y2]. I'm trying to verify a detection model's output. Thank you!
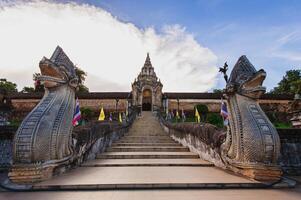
[0, 1, 218, 92]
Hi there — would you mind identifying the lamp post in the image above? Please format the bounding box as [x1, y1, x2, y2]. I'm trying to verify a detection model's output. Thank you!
[115, 98, 119, 113]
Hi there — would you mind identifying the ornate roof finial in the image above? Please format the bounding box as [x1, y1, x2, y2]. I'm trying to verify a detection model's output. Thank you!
[144, 52, 152, 67]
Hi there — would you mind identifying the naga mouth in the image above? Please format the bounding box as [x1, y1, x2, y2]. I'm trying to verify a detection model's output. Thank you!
[38, 58, 68, 88]
[240, 70, 266, 98]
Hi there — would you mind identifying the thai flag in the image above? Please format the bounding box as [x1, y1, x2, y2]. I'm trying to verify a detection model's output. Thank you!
[72, 98, 81, 126]
[220, 99, 229, 119]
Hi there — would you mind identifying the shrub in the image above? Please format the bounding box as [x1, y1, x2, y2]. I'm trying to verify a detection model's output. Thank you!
[195, 104, 209, 122]
[206, 113, 224, 128]
[80, 107, 93, 121]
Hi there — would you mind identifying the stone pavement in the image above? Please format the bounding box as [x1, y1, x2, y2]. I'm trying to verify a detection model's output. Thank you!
[1, 112, 300, 199]
[1, 187, 301, 200]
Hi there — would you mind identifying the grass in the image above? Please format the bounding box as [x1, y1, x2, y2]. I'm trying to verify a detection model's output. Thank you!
[273, 122, 293, 129]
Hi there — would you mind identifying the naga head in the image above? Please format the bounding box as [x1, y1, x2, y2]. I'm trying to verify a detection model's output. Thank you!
[226, 55, 266, 98]
[38, 46, 78, 89]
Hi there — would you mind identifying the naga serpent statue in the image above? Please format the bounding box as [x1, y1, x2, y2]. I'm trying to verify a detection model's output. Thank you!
[9, 46, 78, 183]
[221, 55, 282, 181]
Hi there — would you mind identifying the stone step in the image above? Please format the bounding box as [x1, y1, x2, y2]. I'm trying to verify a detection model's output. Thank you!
[96, 152, 199, 159]
[33, 166, 264, 191]
[123, 134, 171, 139]
[111, 143, 182, 147]
[119, 139, 175, 143]
[106, 146, 189, 152]
[128, 134, 168, 137]
[118, 138, 175, 141]
[82, 159, 214, 167]
[31, 182, 270, 191]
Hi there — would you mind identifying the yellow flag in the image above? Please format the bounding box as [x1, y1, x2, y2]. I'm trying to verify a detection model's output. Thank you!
[176, 110, 180, 119]
[119, 112, 123, 123]
[98, 107, 105, 121]
[195, 108, 200, 123]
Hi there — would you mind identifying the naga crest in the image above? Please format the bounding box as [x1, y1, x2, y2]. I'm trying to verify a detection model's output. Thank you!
[38, 46, 78, 88]
[222, 55, 282, 181]
[226, 55, 266, 98]
[10, 46, 79, 183]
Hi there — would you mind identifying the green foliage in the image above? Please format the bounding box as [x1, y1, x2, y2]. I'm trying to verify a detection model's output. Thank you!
[78, 84, 89, 93]
[270, 69, 301, 94]
[195, 104, 209, 122]
[22, 86, 35, 93]
[9, 119, 22, 127]
[0, 79, 17, 92]
[273, 122, 292, 129]
[213, 89, 223, 94]
[206, 113, 224, 128]
[75, 66, 89, 93]
[80, 107, 93, 121]
[75, 67, 87, 85]
[195, 104, 209, 113]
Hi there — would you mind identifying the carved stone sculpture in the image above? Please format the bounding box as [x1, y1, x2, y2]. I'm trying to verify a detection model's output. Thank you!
[9, 46, 78, 183]
[221, 55, 282, 181]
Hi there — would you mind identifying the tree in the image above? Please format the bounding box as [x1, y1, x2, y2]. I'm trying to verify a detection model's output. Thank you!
[22, 86, 35, 93]
[0, 79, 18, 92]
[78, 85, 89, 93]
[270, 69, 301, 95]
[75, 66, 89, 93]
[213, 89, 223, 94]
[195, 104, 209, 122]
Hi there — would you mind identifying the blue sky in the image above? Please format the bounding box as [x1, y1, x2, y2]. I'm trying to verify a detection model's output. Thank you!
[1, 0, 300, 92]
[61, 0, 301, 90]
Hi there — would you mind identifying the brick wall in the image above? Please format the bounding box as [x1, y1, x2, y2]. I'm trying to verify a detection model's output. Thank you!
[167, 99, 295, 113]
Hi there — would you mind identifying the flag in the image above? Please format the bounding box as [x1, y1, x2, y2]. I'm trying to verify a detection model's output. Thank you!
[109, 112, 112, 121]
[165, 109, 169, 120]
[176, 110, 180, 119]
[119, 112, 123, 123]
[220, 99, 229, 119]
[72, 98, 81, 126]
[195, 107, 200, 123]
[98, 107, 105, 121]
[170, 110, 174, 118]
[220, 99, 229, 126]
[181, 108, 186, 122]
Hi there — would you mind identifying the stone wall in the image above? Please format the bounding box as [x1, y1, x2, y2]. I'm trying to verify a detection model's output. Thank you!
[0, 111, 136, 176]
[0, 126, 17, 170]
[10, 98, 298, 121]
[160, 118, 301, 176]
[11, 99, 128, 113]
[159, 118, 226, 169]
[167, 99, 296, 113]
[278, 128, 301, 175]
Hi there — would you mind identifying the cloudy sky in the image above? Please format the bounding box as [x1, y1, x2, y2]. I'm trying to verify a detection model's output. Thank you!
[0, 0, 300, 92]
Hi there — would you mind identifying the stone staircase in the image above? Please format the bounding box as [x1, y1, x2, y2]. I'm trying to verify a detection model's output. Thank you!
[96, 112, 205, 163]
[32, 112, 265, 190]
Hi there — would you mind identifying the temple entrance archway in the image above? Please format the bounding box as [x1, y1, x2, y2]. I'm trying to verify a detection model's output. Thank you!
[142, 89, 152, 111]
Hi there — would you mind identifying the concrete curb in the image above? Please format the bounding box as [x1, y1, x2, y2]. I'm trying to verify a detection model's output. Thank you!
[1, 177, 296, 192]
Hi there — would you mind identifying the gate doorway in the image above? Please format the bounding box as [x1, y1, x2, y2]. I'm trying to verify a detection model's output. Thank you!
[142, 89, 152, 111]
